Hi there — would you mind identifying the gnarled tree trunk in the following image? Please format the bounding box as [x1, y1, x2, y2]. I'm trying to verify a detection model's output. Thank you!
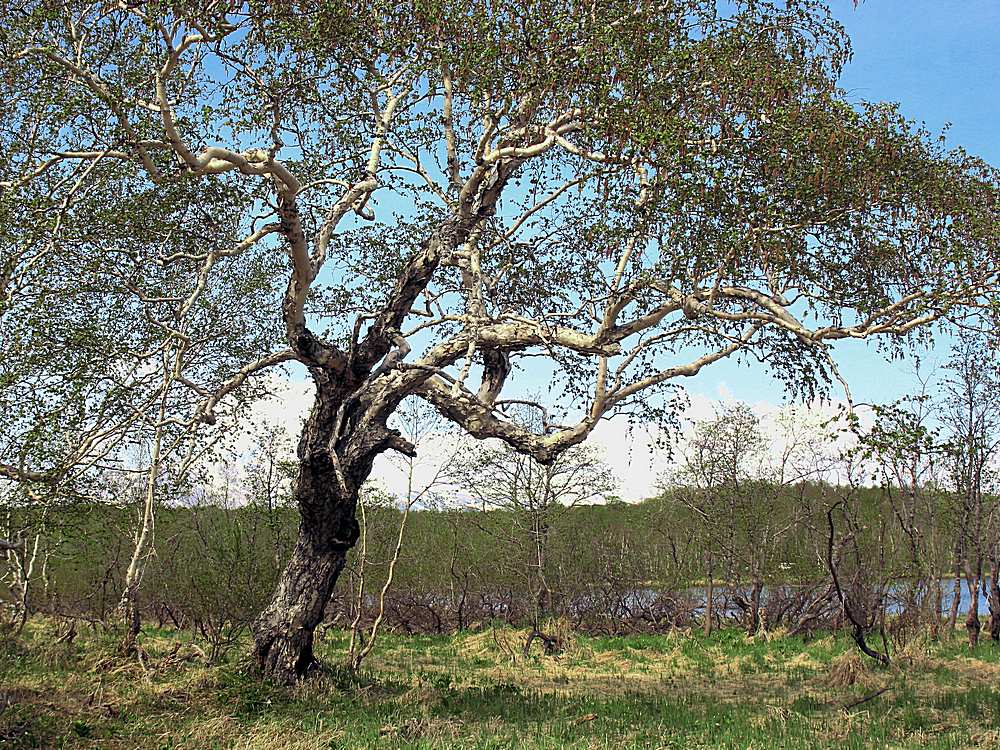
[251, 384, 364, 683]
[250, 372, 413, 683]
[251, 480, 357, 682]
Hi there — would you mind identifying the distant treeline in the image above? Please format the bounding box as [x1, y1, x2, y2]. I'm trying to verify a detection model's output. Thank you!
[5, 478, 984, 659]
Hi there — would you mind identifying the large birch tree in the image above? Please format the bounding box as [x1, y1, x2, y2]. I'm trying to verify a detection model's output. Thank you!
[2, 0, 998, 681]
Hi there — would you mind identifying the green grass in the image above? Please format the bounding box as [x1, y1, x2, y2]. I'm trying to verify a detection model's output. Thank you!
[3, 621, 1000, 749]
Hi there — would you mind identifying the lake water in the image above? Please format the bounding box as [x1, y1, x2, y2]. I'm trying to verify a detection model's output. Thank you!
[689, 578, 996, 617]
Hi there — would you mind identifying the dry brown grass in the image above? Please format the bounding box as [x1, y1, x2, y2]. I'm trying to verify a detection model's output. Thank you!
[786, 652, 824, 671]
[825, 650, 886, 690]
[892, 638, 944, 673]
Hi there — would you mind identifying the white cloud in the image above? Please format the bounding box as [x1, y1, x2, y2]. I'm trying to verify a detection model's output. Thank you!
[234, 376, 873, 503]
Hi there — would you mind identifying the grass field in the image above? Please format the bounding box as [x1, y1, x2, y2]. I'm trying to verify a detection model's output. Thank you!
[3, 620, 1000, 749]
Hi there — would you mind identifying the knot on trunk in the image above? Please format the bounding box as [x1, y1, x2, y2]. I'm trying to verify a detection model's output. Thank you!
[329, 515, 360, 552]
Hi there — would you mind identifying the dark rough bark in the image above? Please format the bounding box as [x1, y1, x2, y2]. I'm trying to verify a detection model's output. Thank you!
[965, 573, 981, 649]
[250, 363, 415, 683]
[988, 559, 1000, 642]
[948, 568, 962, 632]
[251, 384, 364, 683]
[746, 578, 764, 637]
[252, 537, 349, 681]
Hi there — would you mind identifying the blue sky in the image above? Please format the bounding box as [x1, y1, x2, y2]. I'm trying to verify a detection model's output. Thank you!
[683, 0, 1000, 408]
[836, 0, 1000, 159]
